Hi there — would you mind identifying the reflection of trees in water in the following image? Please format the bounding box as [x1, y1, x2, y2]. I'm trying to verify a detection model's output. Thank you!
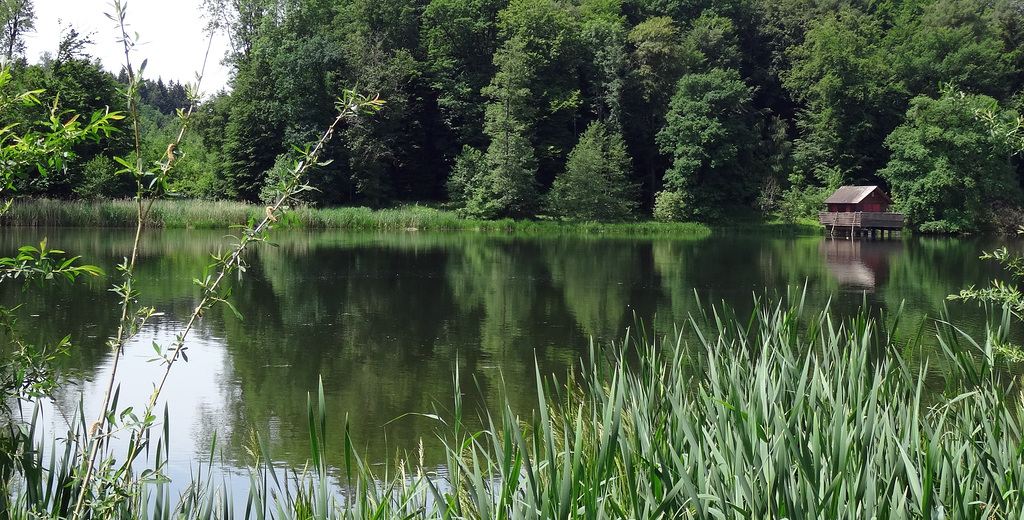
[0, 228, 236, 376]
[8, 228, 1023, 476]
[220, 246, 461, 467]
[878, 237, 1021, 338]
[445, 238, 545, 398]
[217, 234, 589, 469]
[543, 237, 649, 345]
[650, 236, 840, 329]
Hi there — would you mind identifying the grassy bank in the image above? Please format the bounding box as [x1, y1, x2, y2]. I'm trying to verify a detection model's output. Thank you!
[7, 296, 1024, 518]
[0, 198, 823, 235]
[0, 198, 263, 229]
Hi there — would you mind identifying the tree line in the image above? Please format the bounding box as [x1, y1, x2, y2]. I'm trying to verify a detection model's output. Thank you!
[3, 0, 1024, 231]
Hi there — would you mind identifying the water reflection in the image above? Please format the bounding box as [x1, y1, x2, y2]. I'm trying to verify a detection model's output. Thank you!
[819, 239, 903, 291]
[1, 229, 1022, 494]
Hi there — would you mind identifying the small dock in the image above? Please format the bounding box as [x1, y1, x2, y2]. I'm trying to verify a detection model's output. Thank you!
[819, 211, 904, 238]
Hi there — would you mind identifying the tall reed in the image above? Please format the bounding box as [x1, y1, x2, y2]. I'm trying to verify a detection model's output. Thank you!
[408, 296, 1024, 519]
[1, 199, 715, 234]
[208, 296, 1024, 519]
[8, 290, 1024, 518]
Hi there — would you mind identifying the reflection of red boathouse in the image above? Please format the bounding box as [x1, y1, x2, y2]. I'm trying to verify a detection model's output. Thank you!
[818, 239, 902, 291]
[818, 186, 904, 237]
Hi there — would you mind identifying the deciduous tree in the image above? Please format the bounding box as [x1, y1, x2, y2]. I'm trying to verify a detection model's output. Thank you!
[879, 90, 1020, 233]
[624, 16, 684, 206]
[894, 0, 1017, 100]
[783, 7, 903, 188]
[656, 67, 760, 221]
[0, 0, 32, 61]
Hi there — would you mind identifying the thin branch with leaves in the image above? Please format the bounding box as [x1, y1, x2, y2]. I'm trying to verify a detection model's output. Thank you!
[69, 4, 385, 517]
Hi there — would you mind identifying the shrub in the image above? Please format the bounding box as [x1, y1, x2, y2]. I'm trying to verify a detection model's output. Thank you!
[445, 145, 486, 209]
[74, 155, 134, 199]
[777, 185, 828, 222]
[652, 189, 686, 222]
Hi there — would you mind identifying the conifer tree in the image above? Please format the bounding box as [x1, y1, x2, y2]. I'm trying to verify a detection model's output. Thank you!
[546, 120, 636, 221]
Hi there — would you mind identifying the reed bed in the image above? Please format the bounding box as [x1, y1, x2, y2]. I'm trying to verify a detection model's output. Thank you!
[0, 199, 264, 228]
[0, 199, 713, 234]
[7, 297, 1024, 518]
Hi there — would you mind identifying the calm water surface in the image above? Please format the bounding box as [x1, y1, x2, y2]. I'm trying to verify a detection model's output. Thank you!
[2, 228, 1020, 487]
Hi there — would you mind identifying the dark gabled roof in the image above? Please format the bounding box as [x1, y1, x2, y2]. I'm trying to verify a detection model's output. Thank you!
[823, 186, 892, 205]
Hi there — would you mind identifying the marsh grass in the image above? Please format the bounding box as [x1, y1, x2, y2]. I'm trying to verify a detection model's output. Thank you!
[413, 297, 1024, 519]
[1, 199, 715, 234]
[10, 294, 1024, 519]
[0, 199, 265, 228]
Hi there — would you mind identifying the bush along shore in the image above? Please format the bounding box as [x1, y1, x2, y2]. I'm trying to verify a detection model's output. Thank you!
[0, 198, 831, 235]
[8, 295, 1024, 519]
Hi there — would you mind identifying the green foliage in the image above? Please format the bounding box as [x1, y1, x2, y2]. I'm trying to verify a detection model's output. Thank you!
[14, 295, 1024, 518]
[446, 145, 487, 207]
[482, 31, 536, 139]
[622, 15, 684, 209]
[777, 184, 829, 222]
[222, 55, 284, 201]
[338, 43, 416, 206]
[334, 0, 425, 205]
[7, 0, 1024, 225]
[495, 0, 585, 175]
[879, 89, 1020, 233]
[188, 91, 233, 198]
[958, 248, 1024, 318]
[458, 32, 543, 220]
[894, 0, 1019, 99]
[681, 10, 742, 72]
[656, 67, 760, 221]
[0, 5, 381, 514]
[0, 240, 100, 424]
[976, 90, 1024, 156]
[0, 62, 114, 509]
[0, 198, 720, 233]
[0, 198, 266, 227]
[652, 188, 686, 222]
[0, 71, 122, 196]
[421, 0, 505, 147]
[0, 238, 102, 286]
[753, 0, 839, 80]
[136, 78, 190, 116]
[17, 31, 132, 198]
[0, 85, 120, 209]
[580, 18, 629, 132]
[783, 7, 904, 187]
[627, 16, 685, 100]
[950, 246, 1024, 357]
[73, 155, 133, 199]
[64, 78, 386, 517]
[546, 120, 637, 221]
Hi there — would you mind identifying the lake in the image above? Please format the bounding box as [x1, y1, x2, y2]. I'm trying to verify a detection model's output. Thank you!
[1, 227, 1020, 488]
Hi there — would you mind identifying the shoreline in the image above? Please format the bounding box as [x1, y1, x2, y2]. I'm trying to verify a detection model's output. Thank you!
[0, 198, 823, 235]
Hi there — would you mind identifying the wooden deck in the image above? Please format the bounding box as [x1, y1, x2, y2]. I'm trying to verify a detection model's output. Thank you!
[819, 211, 904, 237]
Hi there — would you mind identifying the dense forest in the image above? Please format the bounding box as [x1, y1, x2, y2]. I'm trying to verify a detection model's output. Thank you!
[2, 0, 1024, 231]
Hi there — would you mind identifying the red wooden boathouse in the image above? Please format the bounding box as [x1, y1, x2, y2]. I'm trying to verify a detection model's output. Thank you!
[818, 186, 904, 237]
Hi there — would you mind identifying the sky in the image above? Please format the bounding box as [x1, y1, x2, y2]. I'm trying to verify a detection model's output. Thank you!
[25, 0, 233, 94]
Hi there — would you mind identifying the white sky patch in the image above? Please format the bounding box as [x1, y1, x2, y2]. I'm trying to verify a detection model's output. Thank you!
[26, 0, 233, 94]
